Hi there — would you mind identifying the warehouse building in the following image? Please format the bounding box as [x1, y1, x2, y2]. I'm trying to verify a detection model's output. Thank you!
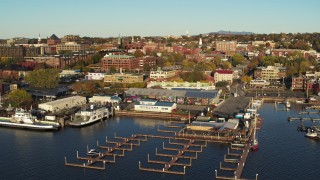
[38, 96, 86, 112]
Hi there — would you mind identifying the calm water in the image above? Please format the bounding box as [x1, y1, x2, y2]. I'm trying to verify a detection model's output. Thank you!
[0, 103, 319, 180]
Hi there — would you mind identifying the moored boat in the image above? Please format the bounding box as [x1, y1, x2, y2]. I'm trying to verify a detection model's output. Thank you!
[305, 129, 318, 139]
[251, 114, 259, 151]
[0, 108, 60, 130]
[69, 104, 109, 127]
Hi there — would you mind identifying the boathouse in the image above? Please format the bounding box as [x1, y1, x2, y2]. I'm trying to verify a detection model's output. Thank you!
[212, 96, 250, 118]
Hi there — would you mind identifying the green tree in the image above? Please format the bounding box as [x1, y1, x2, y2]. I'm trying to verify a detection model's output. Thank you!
[231, 54, 245, 67]
[25, 69, 59, 88]
[215, 81, 229, 88]
[7, 89, 32, 108]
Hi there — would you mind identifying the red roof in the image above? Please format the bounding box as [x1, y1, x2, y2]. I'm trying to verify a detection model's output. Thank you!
[215, 70, 233, 74]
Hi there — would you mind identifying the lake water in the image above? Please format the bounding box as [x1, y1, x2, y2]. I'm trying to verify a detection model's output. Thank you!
[0, 103, 319, 180]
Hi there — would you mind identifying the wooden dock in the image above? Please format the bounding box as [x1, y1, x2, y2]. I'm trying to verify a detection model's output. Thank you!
[288, 117, 320, 122]
[139, 139, 207, 175]
[64, 134, 147, 170]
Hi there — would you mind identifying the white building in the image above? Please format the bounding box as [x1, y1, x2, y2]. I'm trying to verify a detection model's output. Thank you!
[147, 81, 215, 90]
[59, 70, 81, 77]
[149, 68, 176, 79]
[214, 70, 233, 84]
[38, 96, 86, 112]
[85, 72, 105, 80]
[134, 99, 177, 113]
[89, 95, 121, 104]
[249, 79, 270, 88]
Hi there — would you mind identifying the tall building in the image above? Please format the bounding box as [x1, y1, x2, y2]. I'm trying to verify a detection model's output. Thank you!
[254, 66, 286, 81]
[214, 41, 237, 56]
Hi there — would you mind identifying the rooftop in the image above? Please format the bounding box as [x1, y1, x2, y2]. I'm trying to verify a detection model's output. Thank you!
[103, 54, 135, 59]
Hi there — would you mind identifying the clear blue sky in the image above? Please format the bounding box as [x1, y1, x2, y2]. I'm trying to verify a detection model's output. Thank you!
[0, 0, 319, 39]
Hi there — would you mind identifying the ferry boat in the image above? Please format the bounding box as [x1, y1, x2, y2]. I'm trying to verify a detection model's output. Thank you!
[69, 104, 109, 127]
[0, 108, 60, 130]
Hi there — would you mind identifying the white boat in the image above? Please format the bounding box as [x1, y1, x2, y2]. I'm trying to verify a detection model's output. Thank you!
[69, 104, 109, 127]
[305, 129, 318, 139]
[285, 100, 291, 109]
[87, 149, 100, 156]
[0, 108, 60, 130]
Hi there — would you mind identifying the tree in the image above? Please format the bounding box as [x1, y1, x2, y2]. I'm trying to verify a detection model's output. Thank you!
[215, 81, 229, 88]
[231, 54, 245, 67]
[7, 89, 32, 108]
[25, 69, 59, 88]
[241, 76, 252, 83]
[134, 49, 144, 58]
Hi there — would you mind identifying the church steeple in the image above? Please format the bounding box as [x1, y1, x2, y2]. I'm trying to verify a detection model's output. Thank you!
[38, 34, 42, 44]
[199, 37, 202, 48]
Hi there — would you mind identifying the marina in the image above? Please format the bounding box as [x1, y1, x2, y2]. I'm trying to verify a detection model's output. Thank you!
[1, 104, 320, 179]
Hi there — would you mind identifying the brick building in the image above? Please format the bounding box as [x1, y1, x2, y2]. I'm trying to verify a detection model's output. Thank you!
[101, 54, 139, 71]
[214, 41, 237, 56]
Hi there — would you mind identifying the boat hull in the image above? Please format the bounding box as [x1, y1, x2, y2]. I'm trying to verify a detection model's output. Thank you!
[0, 121, 59, 131]
[251, 144, 259, 151]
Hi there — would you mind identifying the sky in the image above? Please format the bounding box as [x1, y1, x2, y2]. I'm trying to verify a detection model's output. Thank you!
[0, 0, 319, 39]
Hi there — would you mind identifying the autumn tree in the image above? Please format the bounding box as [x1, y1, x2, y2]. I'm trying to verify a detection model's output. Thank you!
[7, 89, 32, 108]
[71, 80, 103, 95]
[134, 49, 144, 58]
[231, 54, 245, 67]
[25, 69, 60, 88]
[241, 76, 252, 83]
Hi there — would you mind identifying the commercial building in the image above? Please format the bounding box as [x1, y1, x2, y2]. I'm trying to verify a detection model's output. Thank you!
[56, 42, 89, 53]
[213, 69, 234, 84]
[85, 72, 105, 80]
[134, 99, 177, 113]
[100, 54, 139, 71]
[104, 73, 144, 83]
[89, 95, 121, 104]
[38, 96, 86, 112]
[147, 81, 215, 90]
[254, 66, 286, 81]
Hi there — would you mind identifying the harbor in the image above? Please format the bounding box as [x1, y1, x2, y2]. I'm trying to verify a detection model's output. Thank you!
[1, 103, 320, 179]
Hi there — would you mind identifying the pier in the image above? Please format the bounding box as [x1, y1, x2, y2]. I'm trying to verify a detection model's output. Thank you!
[139, 138, 207, 175]
[64, 133, 147, 170]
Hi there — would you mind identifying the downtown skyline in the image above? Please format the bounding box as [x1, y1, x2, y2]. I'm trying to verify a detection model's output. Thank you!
[1, 0, 320, 39]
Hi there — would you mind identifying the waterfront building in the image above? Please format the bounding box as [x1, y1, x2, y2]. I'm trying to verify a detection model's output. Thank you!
[149, 68, 176, 79]
[249, 79, 271, 88]
[126, 88, 220, 106]
[100, 54, 139, 71]
[134, 99, 177, 113]
[89, 95, 121, 104]
[213, 69, 234, 84]
[38, 95, 86, 112]
[104, 73, 144, 83]
[147, 81, 215, 90]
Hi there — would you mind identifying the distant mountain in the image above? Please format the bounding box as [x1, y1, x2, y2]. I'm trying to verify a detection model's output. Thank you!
[211, 30, 254, 35]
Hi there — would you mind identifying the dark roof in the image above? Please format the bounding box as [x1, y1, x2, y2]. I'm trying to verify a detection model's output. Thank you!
[212, 96, 250, 118]
[126, 88, 219, 99]
[185, 91, 218, 98]
[49, 34, 60, 40]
